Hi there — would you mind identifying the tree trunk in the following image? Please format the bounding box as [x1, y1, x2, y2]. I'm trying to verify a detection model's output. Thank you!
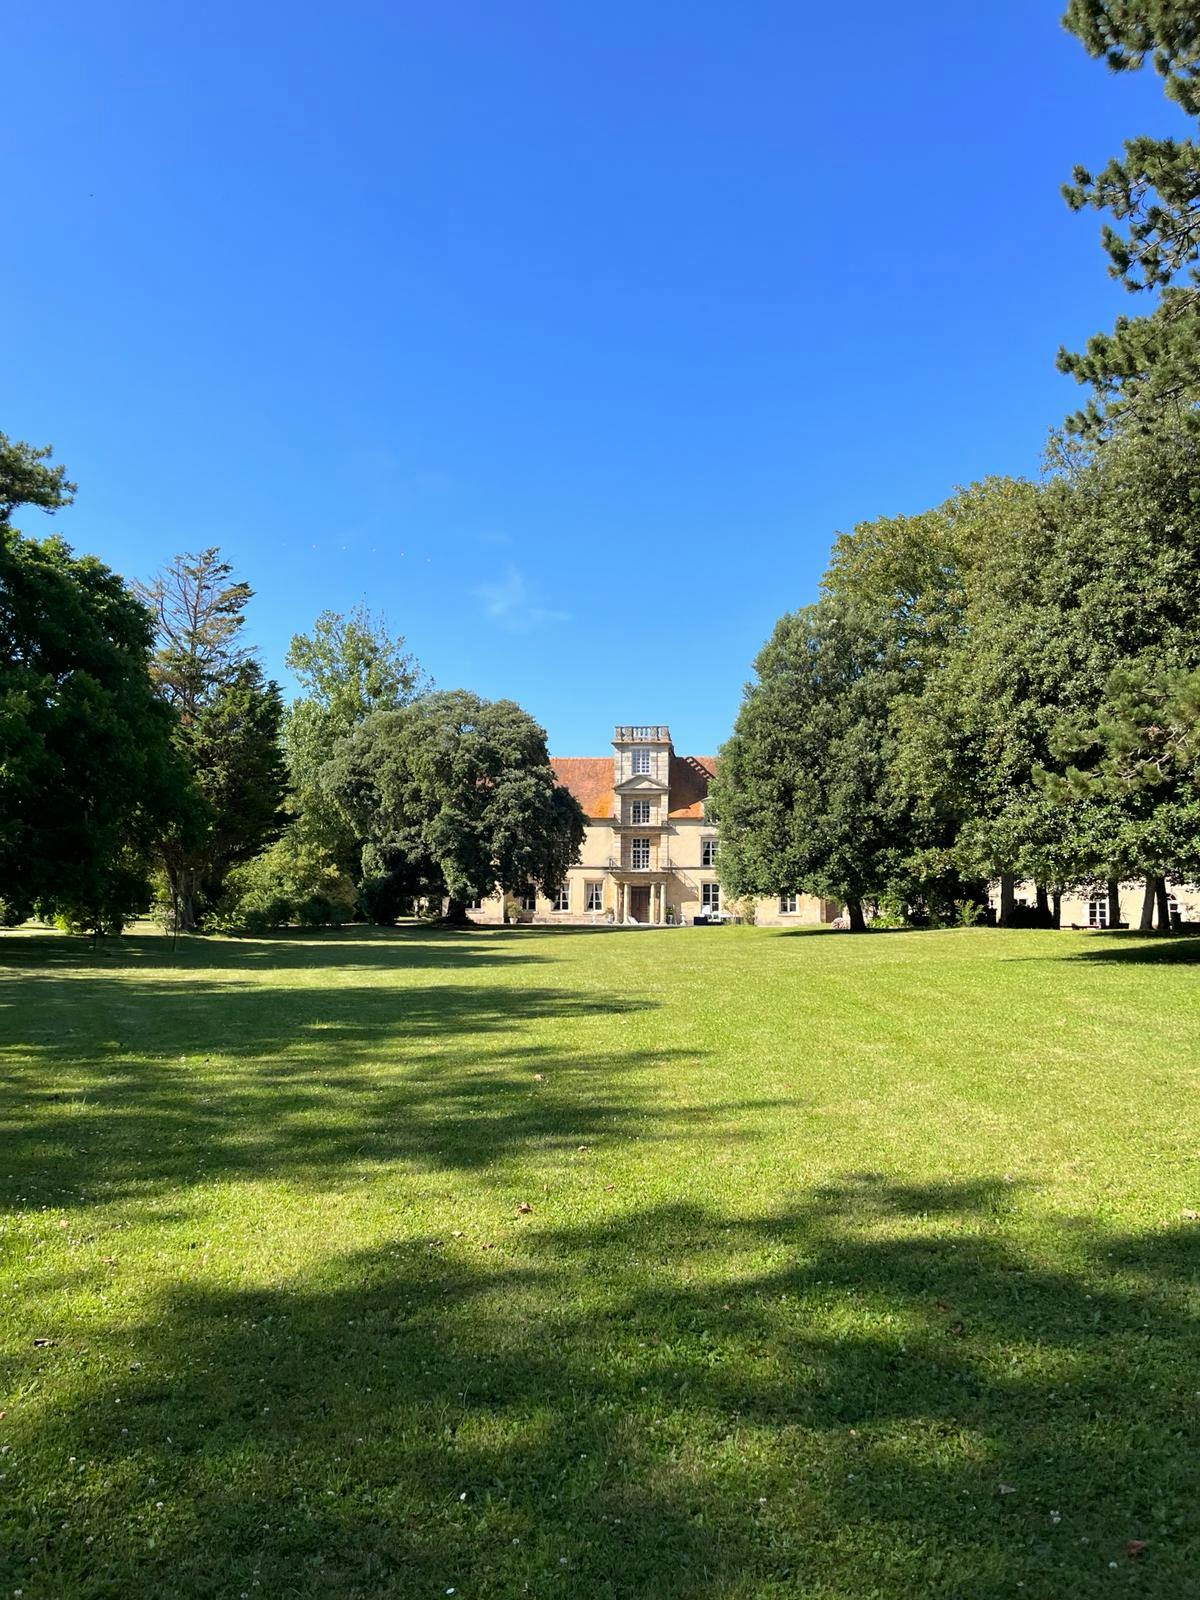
[1140, 877, 1157, 931]
[1051, 890, 1062, 929]
[442, 897, 470, 927]
[166, 864, 199, 932]
[999, 873, 1017, 927]
[1106, 878, 1121, 930]
[846, 896, 867, 933]
[1155, 878, 1173, 932]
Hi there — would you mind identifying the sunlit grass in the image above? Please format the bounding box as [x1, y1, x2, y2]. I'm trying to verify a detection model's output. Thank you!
[1, 922, 1198, 1597]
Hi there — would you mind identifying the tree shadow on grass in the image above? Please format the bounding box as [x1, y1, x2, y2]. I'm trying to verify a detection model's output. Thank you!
[0, 933, 782, 1208]
[1060, 934, 1200, 966]
[0, 924, 559, 975]
[1, 959, 752, 1205]
[6, 1175, 1197, 1598]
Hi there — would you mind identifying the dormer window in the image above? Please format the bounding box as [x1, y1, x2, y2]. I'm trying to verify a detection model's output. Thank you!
[629, 799, 651, 825]
[631, 749, 651, 776]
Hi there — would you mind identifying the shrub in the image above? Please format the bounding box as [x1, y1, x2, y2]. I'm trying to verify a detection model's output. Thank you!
[214, 833, 356, 934]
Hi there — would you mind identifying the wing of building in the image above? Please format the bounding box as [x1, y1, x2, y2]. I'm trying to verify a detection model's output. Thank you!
[470, 723, 838, 926]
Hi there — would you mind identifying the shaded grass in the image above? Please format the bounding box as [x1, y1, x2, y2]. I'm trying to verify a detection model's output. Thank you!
[1, 923, 1198, 1597]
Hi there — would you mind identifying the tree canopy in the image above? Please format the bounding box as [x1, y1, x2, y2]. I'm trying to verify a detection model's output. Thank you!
[0, 520, 193, 934]
[141, 548, 287, 928]
[324, 690, 585, 924]
[283, 605, 425, 869]
[1058, 0, 1200, 434]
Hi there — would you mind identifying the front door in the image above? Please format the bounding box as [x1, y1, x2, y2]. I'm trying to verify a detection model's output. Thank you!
[629, 886, 651, 924]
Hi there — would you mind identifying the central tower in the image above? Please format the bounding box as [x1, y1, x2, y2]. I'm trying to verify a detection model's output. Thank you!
[610, 725, 673, 923]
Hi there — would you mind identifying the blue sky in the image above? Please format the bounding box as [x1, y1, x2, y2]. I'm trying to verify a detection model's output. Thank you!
[7, 1, 1180, 756]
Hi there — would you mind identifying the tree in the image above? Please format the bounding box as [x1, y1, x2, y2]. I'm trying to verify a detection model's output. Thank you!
[711, 598, 911, 933]
[323, 690, 585, 925]
[0, 506, 194, 936]
[1046, 660, 1200, 911]
[137, 549, 255, 722]
[890, 474, 1109, 915]
[1058, 0, 1200, 434]
[898, 430, 1200, 918]
[714, 494, 1000, 932]
[140, 549, 287, 928]
[0, 431, 76, 526]
[284, 605, 425, 869]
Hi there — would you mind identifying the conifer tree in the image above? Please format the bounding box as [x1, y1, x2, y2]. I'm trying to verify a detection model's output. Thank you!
[1058, 0, 1200, 433]
[139, 549, 287, 928]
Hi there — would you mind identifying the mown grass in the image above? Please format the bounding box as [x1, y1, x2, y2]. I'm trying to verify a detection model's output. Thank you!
[1, 922, 1198, 1599]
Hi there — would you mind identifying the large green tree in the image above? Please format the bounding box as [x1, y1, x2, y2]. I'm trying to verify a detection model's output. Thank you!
[0, 451, 194, 934]
[324, 690, 585, 925]
[713, 597, 912, 933]
[139, 548, 287, 928]
[284, 605, 425, 869]
[895, 431, 1200, 922]
[714, 497, 995, 932]
[1058, 0, 1200, 434]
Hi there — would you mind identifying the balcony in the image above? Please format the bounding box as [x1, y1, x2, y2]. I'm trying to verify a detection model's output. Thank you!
[613, 725, 670, 744]
[606, 855, 676, 873]
[611, 813, 665, 830]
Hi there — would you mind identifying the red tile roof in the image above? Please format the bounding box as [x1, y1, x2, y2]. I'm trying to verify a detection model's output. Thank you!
[667, 754, 717, 819]
[551, 758, 616, 818]
[551, 754, 717, 820]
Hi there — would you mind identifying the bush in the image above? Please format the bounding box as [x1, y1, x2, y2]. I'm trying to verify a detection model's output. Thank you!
[213, 833, 356, 934]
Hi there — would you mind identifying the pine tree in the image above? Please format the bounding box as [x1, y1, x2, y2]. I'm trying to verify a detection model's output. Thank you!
[1058, 0, 1200, 434]
[140, 549, 287, 928]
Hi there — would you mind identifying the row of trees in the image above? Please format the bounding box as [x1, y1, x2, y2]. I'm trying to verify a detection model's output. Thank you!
[713, 2, 1200, 931]
[0, 444, 583, 936]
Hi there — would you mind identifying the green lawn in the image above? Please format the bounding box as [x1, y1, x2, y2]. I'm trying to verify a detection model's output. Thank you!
[1, 923, 1198, 1599]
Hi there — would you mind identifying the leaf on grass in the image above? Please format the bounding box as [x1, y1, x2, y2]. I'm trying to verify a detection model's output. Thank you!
[516, 1202, 533, 1215]
[1127, 1540, 1147, 1560]
[32, 1338, 54, 1348]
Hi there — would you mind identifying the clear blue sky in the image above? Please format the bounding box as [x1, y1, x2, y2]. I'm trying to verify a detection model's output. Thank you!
[8, 1, 1180, 756]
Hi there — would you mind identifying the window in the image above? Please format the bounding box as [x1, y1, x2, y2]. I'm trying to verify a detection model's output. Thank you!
[701, 882, 720, 913]
[779, 893, 798, 914]
[466, 897, 483, 911]
[518, 888, 536, 912]
[629, 799, 651, 825]
[1087, 898, 1109, 928]
[1168, 894, 1181, 923]
[631, 748, 651, 776]
[585, 881, 604, 913]
[630, 837, 651, 869]
[552, 885, 570, 912]
[701, 837, 718, 867]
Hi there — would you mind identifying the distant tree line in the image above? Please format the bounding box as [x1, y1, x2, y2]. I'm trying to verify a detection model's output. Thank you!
[713, 4, 1200, 930]
[0, 442, 583, 937]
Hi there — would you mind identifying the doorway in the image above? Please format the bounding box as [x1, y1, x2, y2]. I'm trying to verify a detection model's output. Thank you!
[629, 885, 651, 923]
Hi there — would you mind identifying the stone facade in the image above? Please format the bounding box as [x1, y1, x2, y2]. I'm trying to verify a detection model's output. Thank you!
[992, 879, 1200, 929]
[469, 723, 836, 927]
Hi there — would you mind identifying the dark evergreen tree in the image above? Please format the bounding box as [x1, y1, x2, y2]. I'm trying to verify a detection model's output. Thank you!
[0, 454, 195, 934]
[140, 548, 287, 928]
[1058, 0, 1200, 434]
